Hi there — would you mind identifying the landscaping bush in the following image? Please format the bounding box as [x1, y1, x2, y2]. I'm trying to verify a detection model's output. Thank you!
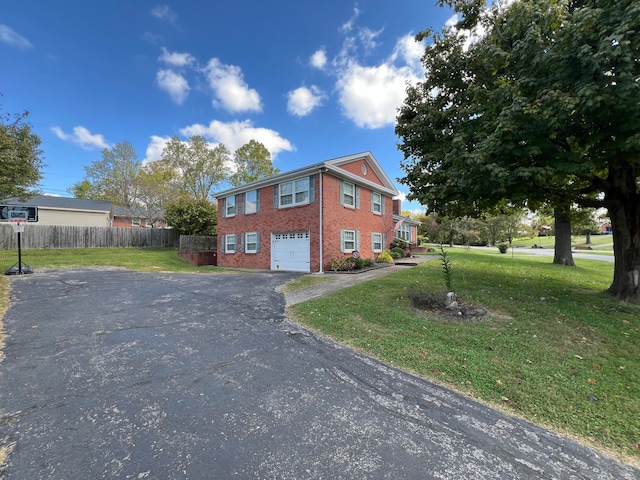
[497, 243, 508, 254]
[376, 250, 394, 263]
[391, 247, 406, 259]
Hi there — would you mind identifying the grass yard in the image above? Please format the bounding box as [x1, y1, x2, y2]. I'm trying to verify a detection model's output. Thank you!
[0, 247, 225, 274]
[288, 250, 640, 462]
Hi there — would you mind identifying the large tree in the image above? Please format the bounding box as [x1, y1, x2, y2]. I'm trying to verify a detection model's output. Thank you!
[135, 158, 179, 227]
[396, 0, 640, 300]
[69, 141, 141, 206]
[161, 135, 230, 201]
[230, 140, 280, 187]
[0, 104, 45, 199]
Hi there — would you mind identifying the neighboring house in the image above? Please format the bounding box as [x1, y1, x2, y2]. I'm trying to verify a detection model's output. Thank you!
[112, 206, 166, 228]
[214, 152, 402, 273]
[1, 195, 113, 227]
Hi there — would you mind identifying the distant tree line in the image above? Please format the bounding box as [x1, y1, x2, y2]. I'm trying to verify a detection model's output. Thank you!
[68, 137, 279, 235]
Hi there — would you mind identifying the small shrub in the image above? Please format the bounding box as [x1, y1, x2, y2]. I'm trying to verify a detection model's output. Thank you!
[376, 250, 394, 263]
[362, 258, 374, 267]
[391, 247, 406, 259]
[497, 243, 508, 254]
[438, 245, 453, 291]
[407, 288, 448, 310]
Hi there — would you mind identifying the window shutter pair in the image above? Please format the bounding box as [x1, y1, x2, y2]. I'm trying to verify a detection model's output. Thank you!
[239, 233, 261, 253]
[340, 181, 360, 208]
[241, 191, 260, 214]
[370, 192, 384, 214]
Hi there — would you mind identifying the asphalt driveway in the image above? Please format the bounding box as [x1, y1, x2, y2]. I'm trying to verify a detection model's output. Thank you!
[0, 269, 638, 479]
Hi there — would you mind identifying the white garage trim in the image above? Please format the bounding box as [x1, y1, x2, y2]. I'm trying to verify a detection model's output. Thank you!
[271, 231, 310, 272]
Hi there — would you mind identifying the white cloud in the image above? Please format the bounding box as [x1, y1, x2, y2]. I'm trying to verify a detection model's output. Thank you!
[336, 62, 418, 129]
[159, 47, 194, 67]
[180, 120, 294, 157]
[391, 34, 424, 72]
[143, 135, 171, 163]
[156, 69, 190, 104]
[0, 24, 33, 49]
[310, 49, 327, 69]
[150, 5, 177, 24]
[393, 192, 407, 202]
[287, 86, 324, 117]
[51, 126, 110, 150]
[358, 27, 383, 52]
[445, 14, 459, 28]
[203, 58, 262, 113]
[340, 7, 360, 33]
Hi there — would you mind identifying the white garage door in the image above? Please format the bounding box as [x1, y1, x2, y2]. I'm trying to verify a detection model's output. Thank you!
[271, 231, 310, 272]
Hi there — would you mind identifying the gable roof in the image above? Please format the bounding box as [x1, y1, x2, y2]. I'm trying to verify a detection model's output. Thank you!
[2, 195, 113, 213]
[113, 205, 150, 218]
[214, 152, 399, 199]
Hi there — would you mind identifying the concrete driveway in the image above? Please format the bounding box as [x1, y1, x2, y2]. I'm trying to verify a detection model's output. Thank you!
[0, 268, 638, 479]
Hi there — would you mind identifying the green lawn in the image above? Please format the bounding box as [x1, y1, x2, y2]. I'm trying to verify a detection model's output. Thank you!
[288, 250, 639, 462]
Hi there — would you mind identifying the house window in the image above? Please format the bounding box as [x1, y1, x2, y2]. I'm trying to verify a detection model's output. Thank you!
[372, 232, 383, 252]
[225, 234, 237, 253]
[131, 218, 141, 226]
[341, 181, 355, 207]
[245, 190, 258, 214]
[245, 232, 258, 253]
[279, 177, 309, 207]
[397, 223, 412, 242]
[226, 195, 237, 217]
[371, 191, 382, 214]
[340, 229, 359, 252]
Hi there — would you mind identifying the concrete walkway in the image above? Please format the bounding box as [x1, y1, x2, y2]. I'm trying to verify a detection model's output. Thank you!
[283, 256, 434, 305]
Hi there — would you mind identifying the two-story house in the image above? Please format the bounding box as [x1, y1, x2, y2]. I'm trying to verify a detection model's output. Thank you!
[214, 152, 400, 273]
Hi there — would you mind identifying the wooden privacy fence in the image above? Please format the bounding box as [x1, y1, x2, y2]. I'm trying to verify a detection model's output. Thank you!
[0, 224, 180, 249]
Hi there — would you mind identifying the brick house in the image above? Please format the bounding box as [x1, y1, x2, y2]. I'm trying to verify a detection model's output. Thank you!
[214, 152, 402, 273]
[112, 206, 167, 228]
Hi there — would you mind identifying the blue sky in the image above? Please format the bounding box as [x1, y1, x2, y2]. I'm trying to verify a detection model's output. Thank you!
[1, 1, 455, 211]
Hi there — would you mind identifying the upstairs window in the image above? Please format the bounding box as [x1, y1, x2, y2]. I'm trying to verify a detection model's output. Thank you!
[371, 191, 382, 214]
[225, 195, 237, 217]
[340, 180, 360, 208]
[244, 190, 259, 214]
[279, 177, 309, 207]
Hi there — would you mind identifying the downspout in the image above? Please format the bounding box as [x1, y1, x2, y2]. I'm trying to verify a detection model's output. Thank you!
[318, 167, 325, 273]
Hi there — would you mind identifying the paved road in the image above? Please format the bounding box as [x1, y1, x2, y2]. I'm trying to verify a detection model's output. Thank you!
[1, 269, 638, 479]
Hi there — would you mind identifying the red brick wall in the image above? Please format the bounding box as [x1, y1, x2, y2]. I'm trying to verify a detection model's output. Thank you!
[320, 174, 394, 269]
[338, 158, 385, 186]
[217, 178, 321, 271]
[217, 171, 395, 272]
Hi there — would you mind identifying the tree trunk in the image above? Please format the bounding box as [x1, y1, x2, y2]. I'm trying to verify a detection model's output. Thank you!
[553, 204, 575, 266]
[585, 232, 592, 245]
[605, 164, 640, 301]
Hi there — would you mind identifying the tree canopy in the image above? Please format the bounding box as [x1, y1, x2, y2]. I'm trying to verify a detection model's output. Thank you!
[0, 103, 45, 199]
[396, 0, 640, 299]
[230, 140, 280, 187]
[68, 141, 140, 206]
[161, 135, 230, 201]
